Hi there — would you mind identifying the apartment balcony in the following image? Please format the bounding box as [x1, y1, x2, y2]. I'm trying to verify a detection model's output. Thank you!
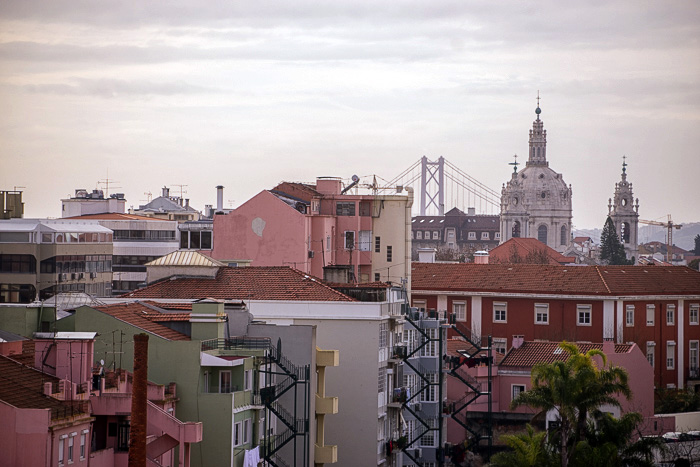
[315, 444, 338, 464]
[317, 348, 339, 367]
[316, 394, 339, 415]
[689, 367, 700, 379]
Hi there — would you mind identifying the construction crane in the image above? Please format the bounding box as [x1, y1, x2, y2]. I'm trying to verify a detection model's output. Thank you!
[639, 215, 682, 263]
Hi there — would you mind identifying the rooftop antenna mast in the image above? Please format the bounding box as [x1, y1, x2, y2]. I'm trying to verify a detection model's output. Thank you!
[98, 169, 121, 196]
[171, 184, 188, 199]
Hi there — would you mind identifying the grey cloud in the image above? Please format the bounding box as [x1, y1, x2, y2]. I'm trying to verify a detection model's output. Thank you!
[20, 78, 217, 98]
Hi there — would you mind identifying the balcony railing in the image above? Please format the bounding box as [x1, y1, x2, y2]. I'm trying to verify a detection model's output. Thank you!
[690, 367, 700, 379]
[201, 337, 271, 352]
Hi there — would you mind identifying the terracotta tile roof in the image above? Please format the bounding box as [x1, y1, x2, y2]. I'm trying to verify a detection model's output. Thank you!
[325, 281, 391, 289]
[0, 355, 88, 420]
[92, 303, 191, 341]
[143, 311, 191, 322]
[64, 212, 160, 221]
[447, 338, 505, 364]
[573, 236, 592, 243]
[412, 262, 700, 296]
[500, 341, 633, 368]
[488, 238, 576, 265]
[124, 266, 355, 302]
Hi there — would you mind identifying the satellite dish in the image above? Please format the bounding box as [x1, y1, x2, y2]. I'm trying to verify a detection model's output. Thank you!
[100, 359, 105, 366]
[352, 174, 360, 183]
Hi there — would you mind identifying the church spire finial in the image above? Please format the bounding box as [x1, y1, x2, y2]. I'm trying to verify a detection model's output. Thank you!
[622, 155, 627, 174]
[509, 154, 519, 174]
[535, 91, 541, 121]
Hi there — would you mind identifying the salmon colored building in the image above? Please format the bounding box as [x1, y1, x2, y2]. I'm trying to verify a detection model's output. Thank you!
[211, 177, 413, 286]
[411, 263, 700, 390]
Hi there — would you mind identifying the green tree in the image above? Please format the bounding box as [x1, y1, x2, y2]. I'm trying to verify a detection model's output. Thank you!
[600, 217, 631, 265]
[511, 342, 632, 467]
[569, 411, 664, 467]
[489, 425, 559, 467]
[693, 234, 700, 255]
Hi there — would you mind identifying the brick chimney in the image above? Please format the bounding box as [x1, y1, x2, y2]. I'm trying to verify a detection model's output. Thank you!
[128, 334, 149, 467]
[512, 335, 524, 349]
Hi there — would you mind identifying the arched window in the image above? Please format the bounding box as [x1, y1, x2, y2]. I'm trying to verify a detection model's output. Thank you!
[512, 221, 521, 238]
[560, 225, 567, 246]
[621, 222, 630, 243]
[538, 225, 548, 245]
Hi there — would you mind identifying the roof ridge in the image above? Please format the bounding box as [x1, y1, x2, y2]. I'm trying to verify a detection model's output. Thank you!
[594, 266, 612, 294]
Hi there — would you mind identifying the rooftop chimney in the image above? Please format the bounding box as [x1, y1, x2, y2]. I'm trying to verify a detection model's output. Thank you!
[216, 185, 224, 213]
[602, 338, 614, 355]
[417, 248, 436, 263]
[129, 334, 149, 467]
[474, 250, 489, 264]
[162, 186, 170, 198]
[467, 207, 476, 216]
[512, 335, 524, 349]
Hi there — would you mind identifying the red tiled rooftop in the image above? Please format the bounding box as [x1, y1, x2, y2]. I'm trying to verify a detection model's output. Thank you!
[0, 355, 87, 420]
[412, 262, 700, 296]
[447, 338, 505, 364]
[488, 237, 576, 265]
[500, 341, 633, 367]
[93, 303, 191, 341]
[124, 266, 355, 302]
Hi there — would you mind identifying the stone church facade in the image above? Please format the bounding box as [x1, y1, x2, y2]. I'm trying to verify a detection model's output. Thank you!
[608, 160, 640, 260]
[500, 103, 573, 253]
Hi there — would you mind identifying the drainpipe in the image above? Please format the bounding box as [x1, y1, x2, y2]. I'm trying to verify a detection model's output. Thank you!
[128, 334, 149, 467]
[404, 188, 414, 298]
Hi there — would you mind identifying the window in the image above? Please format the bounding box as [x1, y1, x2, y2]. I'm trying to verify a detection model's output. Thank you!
[379, 322, 388, 348]
[244, 370, 253, 391]
[495, 232, 501, 240]
[512, 221, 521, 238]
[243, 419, 251, 445]
[416, 231, 422, 240]
[646, 304, 655, 326]
[577, 305, 592, 326]
[420, 328, 438, 357]
[690, 341, 699, 375]
[59, 437, 65, 465]
[468, 232, 476, 240]
[512, 384, 526, 402]
[447, 229, 455, 239]
[378, 367, 386, 394]
[691, 304, 699, 325]
[625, 305, 635, 327]
[375, 236, 381, 253]
[493, 338, 507, 354]
[80, 433, 86, 459]
[666, 304, 675, 325]
[667, 341, 676, 370]
[534, 304, 549, 325]
[433, 231, 439, 240]
[0, 254, 36, 273]
[419, 373, 438, 402]
[481, 232, 489, 240]
[646, 342, 655, 368]
[68, 436, 74, 462]
[336, 202, 355, 216]
[219, 371, 231, 393]
[234, 421, 242, 446]
[453, 302, 466, 322]
[203, 371, 210, 393]
[419, 418, 437, 447]
[359, 230, 372, 251]
[561, 225, 567, 246]
[326, 236, 331, 251]
[493, 302, 507, 323]
[386, 246, 392, 262]
[374, 273, 380, 281]
[344, 231, 355, 250]
[537, 225, 548, 244]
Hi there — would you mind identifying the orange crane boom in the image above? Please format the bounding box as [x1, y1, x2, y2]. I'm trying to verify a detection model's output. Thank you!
[639, 215, 682, 263]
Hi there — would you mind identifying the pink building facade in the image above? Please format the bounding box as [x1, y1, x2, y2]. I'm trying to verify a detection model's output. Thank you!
[212, 177, 412, 284]
[0, 333, 202, 467]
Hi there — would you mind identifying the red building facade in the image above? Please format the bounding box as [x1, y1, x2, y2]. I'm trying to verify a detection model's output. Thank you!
[411, 263, 700, 390]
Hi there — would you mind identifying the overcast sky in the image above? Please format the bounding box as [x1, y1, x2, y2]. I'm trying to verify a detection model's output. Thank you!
[1, 1, 698, 229]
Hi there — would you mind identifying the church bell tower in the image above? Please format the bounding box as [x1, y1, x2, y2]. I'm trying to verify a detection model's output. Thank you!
[608, 157, 639, 261]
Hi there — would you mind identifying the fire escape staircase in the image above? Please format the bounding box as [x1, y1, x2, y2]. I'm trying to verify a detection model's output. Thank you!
[259, 339, 311, 467]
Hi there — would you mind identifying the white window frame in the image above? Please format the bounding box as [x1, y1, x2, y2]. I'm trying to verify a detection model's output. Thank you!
[243, 419, 251, 445]
[244, 369, 253, 392]
[59, 438, 65, 465]
[495, 232, 501, 240]
[468, 231, 476, 240]
[666, 304, 676, 326]
[646, 342, 655, 368]
[80, 433, 86, 459]
[534, 303, 549, 325]
[493, 302, 507, 323]
[453, 301, 466, 322]
[646, 304, 655, 326]
[481, 232, 489, 240]
[690, 304, 699, 325]
[493, 338, 507, 354]
[512, 384, 526, 402]
[432, 231, 439, 240]
[577, 305, 592, 326]
[625, 304, 635, 327]
[667, 341, 676, 370]
[234, 421, 242, 446]
[416, 231, 422, 240]
[68, 436, 74, 463]
[690, 341, 699, 374]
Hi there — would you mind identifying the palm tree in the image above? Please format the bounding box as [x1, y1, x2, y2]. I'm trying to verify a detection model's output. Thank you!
[511, 342, 632, 467]
[489, 424, 559, 467]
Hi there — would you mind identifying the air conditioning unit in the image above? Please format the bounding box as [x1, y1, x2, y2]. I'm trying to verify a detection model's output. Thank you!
[90, 272, 97, 279]
[78, 272, 85, 280]
[414, 448, 422, 458]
